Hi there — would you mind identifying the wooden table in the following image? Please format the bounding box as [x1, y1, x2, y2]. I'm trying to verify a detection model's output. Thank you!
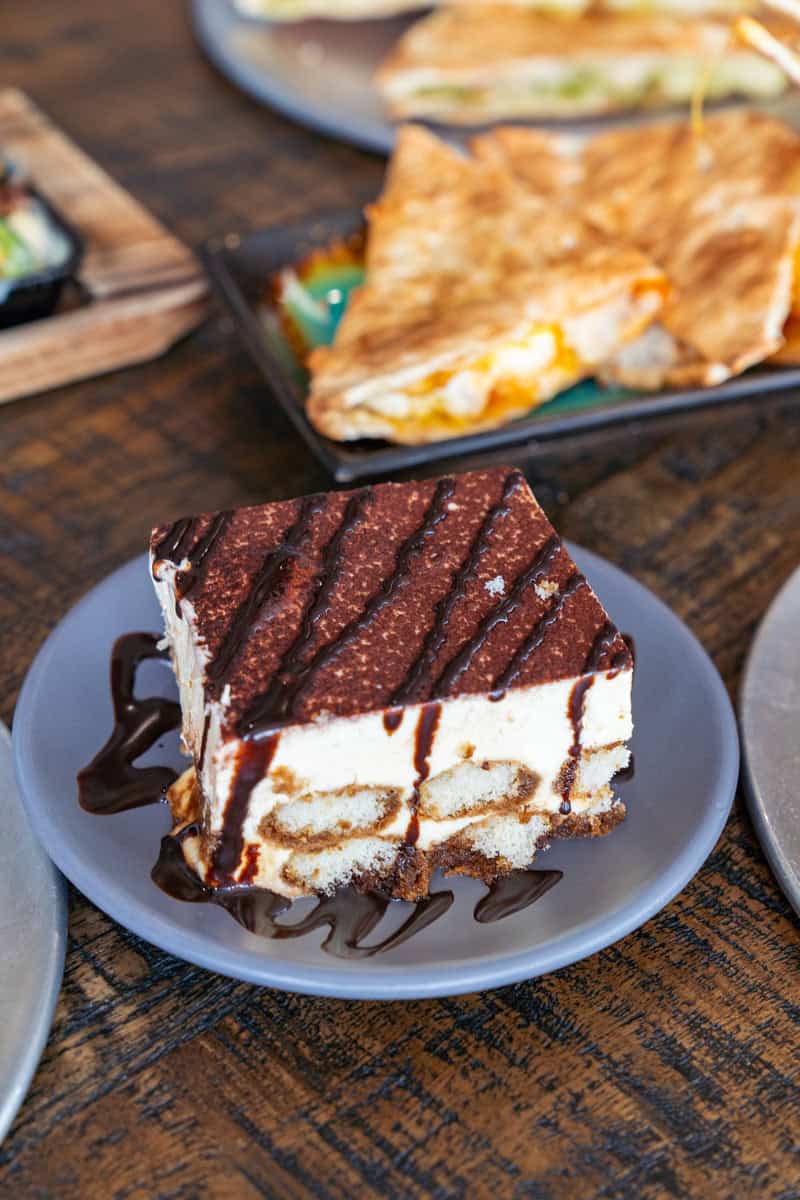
[2, 4, 800, 1196]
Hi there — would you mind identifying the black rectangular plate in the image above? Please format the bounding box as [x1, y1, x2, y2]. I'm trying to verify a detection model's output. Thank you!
[202, 211, 800, 484]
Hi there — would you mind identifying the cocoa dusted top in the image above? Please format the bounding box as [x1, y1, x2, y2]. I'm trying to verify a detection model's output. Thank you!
[150, 466, 631, 738]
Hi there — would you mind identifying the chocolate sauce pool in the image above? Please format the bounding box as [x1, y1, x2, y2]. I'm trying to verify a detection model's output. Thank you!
[153, 825, 456, 959]
[77, 632, 180, 814]
[78, 632, 565, 959]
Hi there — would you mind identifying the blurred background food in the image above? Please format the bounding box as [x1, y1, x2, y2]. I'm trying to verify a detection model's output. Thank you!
[198, 0, 798, 153]
[376, 7, 790, 121]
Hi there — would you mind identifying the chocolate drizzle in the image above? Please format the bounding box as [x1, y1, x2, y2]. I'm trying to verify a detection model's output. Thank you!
[210, 734, 279, 884]
[174, 511, 233, 604]
[559, 676, 595, 815]
[150, 469, 629, 740]
[413, 702, 441, 786]
[77, 632, 180, 815]
[151, 822, 208, 900]
[383, 708, 403, 734]
[494, 572, 587, 693]
[391, 471, 524, 705]
[432, 534, 562, 697]
[406, 701, 441, 846]
[237, 488, 372, 736]
[474, 869, 562, 923]
[79, 630, 564, 959]
[152, 513, 234, 618]
[238, 477, 456, 740]
[207, 494, 327, 701]
[152, 829, 456, 957]
[583, 621, 617, 672]
[152, 517, 196, 567]
[583, 620, 632, 674]
[152, 828, 560, 959]
[198, 714, 211, 773]
[266, 888, 454, 958]
[554, 621, 634, 815]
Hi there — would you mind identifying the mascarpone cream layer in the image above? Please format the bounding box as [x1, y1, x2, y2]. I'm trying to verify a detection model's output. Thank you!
[153, 556, 633, 898]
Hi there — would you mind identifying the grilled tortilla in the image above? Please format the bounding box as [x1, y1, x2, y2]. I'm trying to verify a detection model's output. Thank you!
[376, 7, 787, 121]
[476, 111, 800, 387]
[306, 126, 667, 445]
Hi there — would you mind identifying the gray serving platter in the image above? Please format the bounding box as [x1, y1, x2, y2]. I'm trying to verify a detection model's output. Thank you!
[191, 0, 800, 155]
[740, 563, 800, 918]
[0, 723, 66, 1144]
[13, 545, 738, 999]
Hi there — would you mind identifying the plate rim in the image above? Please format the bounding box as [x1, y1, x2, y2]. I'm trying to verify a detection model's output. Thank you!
[0, 723, 67, 1145]
[13, 547, 738, 999]
[192, 0, 398, 155]
[739, 563, 800, 918]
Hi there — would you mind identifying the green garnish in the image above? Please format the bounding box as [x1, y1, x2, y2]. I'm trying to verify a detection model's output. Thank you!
[0, 219, 36, 279]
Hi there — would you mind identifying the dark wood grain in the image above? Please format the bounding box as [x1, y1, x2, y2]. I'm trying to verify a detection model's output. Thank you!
[1, 4, 800, 1198]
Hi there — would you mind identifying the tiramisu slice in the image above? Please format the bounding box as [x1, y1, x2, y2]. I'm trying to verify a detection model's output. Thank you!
[150, 467, 632, 901]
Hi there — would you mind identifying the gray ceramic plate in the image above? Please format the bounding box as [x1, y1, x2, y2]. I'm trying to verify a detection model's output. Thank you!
[0, 723, 66, 1144]
[191, 0, 800, 155]
[13, 546, 737, 999]
[740, 564, 800, 918]
[192, 0, 412, 154]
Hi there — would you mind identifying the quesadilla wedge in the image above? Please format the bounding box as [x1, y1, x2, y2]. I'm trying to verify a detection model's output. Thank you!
[306, 126, 667, 445]
[375, 7, 788, 122]
[476, 111, 800, 387]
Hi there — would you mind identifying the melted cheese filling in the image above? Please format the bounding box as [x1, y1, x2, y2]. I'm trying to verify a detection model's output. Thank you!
[343, 276, 666, 437]
[364, 325, 577, 431]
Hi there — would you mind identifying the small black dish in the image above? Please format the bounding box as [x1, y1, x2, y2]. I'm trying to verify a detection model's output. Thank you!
[0, 185, 84, 330]
[203, 210, 800, 485]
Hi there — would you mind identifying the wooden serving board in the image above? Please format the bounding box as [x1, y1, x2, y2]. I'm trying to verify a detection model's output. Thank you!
[0, 89, 209, 405]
